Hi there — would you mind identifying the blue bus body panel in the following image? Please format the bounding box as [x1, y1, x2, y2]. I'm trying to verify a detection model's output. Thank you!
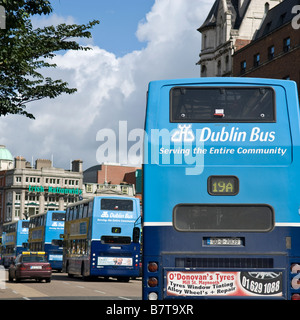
[143, 78, 300, 300]
[45, 211, 65, 270]
[16, 221, 29, 248]
[2, 220, 29, 267]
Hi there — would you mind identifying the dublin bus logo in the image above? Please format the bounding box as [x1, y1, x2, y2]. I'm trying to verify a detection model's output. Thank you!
[171, 125, 195, 142]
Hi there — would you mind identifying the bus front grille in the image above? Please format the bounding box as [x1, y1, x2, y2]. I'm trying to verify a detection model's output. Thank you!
[175, 257, 273, 269]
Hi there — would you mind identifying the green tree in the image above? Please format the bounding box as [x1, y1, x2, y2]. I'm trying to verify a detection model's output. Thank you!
[0, 0, 99, 119]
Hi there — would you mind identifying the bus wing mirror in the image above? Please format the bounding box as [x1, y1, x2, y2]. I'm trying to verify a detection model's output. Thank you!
[133, 227, 140, 243]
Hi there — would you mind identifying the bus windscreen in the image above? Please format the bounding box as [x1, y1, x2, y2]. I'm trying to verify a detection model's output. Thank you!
[170, 87, 275, 122]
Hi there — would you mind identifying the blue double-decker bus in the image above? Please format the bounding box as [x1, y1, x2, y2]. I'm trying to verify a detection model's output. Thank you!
[2, 220, 29, 267]
[143, 77, 300, 300]
[63, 195, 141, 281]
[28, 211, 65, 270]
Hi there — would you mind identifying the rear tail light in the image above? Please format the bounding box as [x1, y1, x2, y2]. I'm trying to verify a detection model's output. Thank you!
[19, 264, 27, 271]
[43, 265, 52, 271]
[148, 262, 158, 272]
[148, 292, 158, 300]
[148, 277, 158, 287]
[292, 294, 300, 300]
[147, 262, 159, 299]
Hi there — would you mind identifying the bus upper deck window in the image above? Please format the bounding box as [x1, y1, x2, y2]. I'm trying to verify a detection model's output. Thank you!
[170, 87, 275, 123]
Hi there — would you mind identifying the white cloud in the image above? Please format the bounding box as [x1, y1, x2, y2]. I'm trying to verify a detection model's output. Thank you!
[0, 0, 214, 170]
[32, 13, 77, 28]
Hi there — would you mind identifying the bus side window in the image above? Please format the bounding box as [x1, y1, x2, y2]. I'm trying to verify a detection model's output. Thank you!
[83, 204, 88, 218]
[88, 201, 93, 217]
[79, 204, 83, 219]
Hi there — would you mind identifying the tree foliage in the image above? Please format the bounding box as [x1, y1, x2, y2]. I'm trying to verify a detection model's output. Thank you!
[0, 0, 99, 118]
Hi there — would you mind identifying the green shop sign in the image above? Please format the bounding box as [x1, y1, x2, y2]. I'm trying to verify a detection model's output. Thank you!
[28, 185, 82, 195]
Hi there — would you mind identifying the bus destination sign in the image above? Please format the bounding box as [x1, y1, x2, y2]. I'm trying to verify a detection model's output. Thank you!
[208, 176, 239, 196]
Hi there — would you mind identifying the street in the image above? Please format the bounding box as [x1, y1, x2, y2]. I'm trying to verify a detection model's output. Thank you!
[0, 270, 142, 300]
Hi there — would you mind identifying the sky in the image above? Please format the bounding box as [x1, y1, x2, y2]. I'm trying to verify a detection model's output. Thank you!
[0, 0, 215, 171]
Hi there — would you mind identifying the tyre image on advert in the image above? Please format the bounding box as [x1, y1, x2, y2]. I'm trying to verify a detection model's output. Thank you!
[240, 272, 282, 295]
[166, 271, 283, 297]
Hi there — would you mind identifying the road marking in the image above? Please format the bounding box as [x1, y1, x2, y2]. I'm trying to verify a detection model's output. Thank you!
[76, 285, 85, 289]
[94, 290, 106, 294]
[6, 283, 48, 298]
[23, 297, 30, 300]
[118, 296, 132, 300]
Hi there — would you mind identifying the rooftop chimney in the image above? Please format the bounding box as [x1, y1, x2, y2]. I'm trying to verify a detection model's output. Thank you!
[72, 160, 83, 172]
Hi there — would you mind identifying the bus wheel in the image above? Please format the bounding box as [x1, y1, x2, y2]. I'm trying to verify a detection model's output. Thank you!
[117, 277, 130, 282]
[66, 263, 73, 278]
[81, 263, 89, 281]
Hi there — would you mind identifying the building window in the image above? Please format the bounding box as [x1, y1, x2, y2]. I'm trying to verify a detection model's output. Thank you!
[15, 176, 21, 183]
[86, 184, 93, 193]
[217, 60, 221, 76]
[225, 55, 229, 72]
[15, 208, 20, 218]
[201, 65, 207, 77]
[241, 60, 246, 74]
[268, 46, 274, 60]
[283, 37, 290, 52]
[254, 53, 260, 67]
[203, 35, 207, 49]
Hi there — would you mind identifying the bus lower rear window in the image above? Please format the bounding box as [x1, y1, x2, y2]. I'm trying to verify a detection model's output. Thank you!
[173, 204, 274, 232]
[101, 199, 133, 211]
[101, 236, 131, 244]
[170, 87, 275, 122]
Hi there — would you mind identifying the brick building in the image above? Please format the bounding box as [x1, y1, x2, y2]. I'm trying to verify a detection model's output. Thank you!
[233, 0, 300, 97]
[197, 0, 282, 77]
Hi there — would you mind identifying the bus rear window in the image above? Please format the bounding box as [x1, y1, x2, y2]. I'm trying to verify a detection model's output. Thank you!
[173, 204, 274, 232]
[52, 212, 65, 221]
[101, 199, 133, 211]
[170, 87, 275, 122]
[22, 221, 29, 229]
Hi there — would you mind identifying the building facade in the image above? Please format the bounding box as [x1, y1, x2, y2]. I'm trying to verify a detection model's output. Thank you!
[232, 0, 300, 97]
[83, 163, 142, 200]
[197, 0, 282, 77]
[0, 156, 83, 224]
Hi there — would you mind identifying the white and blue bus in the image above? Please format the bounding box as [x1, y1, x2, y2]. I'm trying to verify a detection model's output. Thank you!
[63, 195, 141, 281]
[28, 211, 65, 270]
[2, 220, 29, 267]
[143, 77, 300, 300]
